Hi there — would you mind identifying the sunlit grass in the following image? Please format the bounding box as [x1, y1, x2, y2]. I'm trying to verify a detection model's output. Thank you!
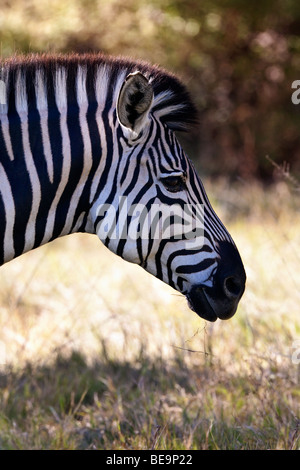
[0, 181, 299, 449]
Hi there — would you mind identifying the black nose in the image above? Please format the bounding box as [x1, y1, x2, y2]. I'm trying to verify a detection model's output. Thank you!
[186, 241, 246, 322]
[223, 274, 244, 300]
[217, 241, 246, 301]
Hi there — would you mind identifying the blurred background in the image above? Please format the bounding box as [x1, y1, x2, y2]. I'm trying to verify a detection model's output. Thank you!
[0, 0, 299, 450]
[1, 0, 300, 181]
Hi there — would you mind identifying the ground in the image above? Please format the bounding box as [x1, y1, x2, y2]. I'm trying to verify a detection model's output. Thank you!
[0, 180, 299, 450]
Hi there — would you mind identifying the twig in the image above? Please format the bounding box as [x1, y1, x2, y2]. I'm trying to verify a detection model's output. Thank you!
[265, 155, 300, 191]
[172, 344, 211, 356]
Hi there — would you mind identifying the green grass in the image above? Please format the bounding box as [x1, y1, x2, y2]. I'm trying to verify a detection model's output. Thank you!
[0, 181, 299, 450]
[0, 348, 299, 450]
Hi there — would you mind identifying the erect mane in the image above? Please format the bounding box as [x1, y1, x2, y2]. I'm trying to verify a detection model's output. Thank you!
[0, 53, 198, 131]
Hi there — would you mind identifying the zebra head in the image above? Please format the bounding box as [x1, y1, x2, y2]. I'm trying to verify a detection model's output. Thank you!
[91, 67, 246, 322]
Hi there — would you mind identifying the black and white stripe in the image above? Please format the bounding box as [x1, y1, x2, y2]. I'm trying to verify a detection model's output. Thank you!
[0, 53, 246, 322]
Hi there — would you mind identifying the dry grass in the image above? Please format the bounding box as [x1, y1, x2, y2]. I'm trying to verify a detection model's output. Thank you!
[0, 181, 299, 450]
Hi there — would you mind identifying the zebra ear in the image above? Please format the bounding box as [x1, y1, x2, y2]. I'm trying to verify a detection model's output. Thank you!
[117, 72, 153, 134]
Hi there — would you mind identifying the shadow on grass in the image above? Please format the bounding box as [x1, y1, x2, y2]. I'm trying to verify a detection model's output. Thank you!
[0, 348, 198, 419]
[0, 348, 299, 450]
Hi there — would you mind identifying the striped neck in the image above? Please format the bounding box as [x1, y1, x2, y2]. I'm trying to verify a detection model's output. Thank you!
[0, 54, 197, 264]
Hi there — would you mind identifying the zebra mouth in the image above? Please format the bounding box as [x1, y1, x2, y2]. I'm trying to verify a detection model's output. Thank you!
[186, 287, 218, 322]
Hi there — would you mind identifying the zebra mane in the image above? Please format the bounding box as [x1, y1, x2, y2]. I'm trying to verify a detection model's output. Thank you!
[0, 53, 198, 131]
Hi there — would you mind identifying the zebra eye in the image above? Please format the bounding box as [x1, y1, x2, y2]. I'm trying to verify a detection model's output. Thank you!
[161, 174, 186, 193]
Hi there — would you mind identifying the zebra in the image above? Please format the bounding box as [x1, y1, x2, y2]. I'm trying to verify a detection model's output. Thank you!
[0, 53, 246, 322]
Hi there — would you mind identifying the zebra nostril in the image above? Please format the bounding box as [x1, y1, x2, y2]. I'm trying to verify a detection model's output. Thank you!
[223, 276, 242, 299]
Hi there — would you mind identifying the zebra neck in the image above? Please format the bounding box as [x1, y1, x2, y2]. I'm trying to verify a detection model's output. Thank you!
[0, 76, 112, 265]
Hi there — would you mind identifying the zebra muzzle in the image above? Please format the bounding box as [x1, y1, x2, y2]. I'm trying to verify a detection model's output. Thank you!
[187, 284, 242, 322]
[187, 241, 246, 322]
[187, 286, 218, 322]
